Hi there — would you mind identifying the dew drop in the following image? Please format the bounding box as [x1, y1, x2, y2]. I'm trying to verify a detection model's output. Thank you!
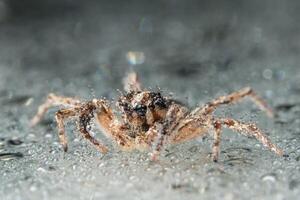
[261, 173, 277, 182]
[262, 69, 273, 80]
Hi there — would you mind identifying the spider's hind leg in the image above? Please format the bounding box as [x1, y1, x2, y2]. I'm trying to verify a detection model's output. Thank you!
[211, 118, 283, 162]
[55, 108, 77, 152]
[30, 93, 81, 127]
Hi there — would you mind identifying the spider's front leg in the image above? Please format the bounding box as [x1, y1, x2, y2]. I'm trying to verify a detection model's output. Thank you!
[93, 99, 134, 150]
[30, 93, 81, 127]
[194, 87, 274, 117]
[150, 104, 188, 161]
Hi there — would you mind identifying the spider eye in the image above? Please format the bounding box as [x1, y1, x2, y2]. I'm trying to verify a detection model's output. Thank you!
[133, 104, 147, 116]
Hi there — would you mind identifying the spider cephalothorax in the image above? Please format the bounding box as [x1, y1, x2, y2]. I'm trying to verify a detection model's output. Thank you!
[117, 91, 169, 131]
[30, 72, 284, 162]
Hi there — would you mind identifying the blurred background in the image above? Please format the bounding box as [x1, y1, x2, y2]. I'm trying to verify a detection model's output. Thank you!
[1, 0, 300, 76]
[1, 0, 299, 98]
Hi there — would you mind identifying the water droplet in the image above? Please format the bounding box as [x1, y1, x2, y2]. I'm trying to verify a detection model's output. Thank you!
[129, 176, 136, 181]
[29, 184, 37, 192]
[24, 97, 34, 106]
[262, 69, 273, 80]
[45, 133, 52, 138]
[37, 167, 47, 173]
[72, 164, 78, 170]
[261, 173, 277, 182]
[98, 162, 105, 168]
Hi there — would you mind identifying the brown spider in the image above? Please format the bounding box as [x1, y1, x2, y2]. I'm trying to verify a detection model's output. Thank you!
[30, 72, 284, 162]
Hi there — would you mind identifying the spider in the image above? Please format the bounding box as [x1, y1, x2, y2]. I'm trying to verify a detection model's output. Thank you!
[30, 72, 284, 162]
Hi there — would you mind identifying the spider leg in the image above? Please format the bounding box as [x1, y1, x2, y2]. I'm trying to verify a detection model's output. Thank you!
[55, 108, 77, 152]
[211, 118, 283, 162]
[30, 93, 81, 127]
[194, 87, 274, 117]
[93, 99, 134, 150]
[150, 104, 188, 161]
[150, 123, 166, 161]
[170, 119, 209, 144]
[212, 121, 222, 162]
[78, 101, 108, 154]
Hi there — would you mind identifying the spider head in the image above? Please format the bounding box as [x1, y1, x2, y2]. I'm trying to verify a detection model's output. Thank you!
[148, 92, 167, 110]
[117, 91, 169, 129]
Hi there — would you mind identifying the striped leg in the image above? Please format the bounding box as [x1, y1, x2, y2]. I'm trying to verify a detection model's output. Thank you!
[194, 87, 274, 118]
[55, 108, 77, 152]
[211, 118, 283, 162]
[30, 93, 81, 127]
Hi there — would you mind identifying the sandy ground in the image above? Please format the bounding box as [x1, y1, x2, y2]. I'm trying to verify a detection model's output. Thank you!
[1, 1, 300, 199]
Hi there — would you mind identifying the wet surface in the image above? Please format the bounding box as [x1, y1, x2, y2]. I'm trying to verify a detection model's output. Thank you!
[1, 64, 299, 200]
[1, 1, 300, 200]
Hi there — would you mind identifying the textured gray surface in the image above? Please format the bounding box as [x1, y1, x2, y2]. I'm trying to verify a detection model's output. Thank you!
[1, 1, 300, 200]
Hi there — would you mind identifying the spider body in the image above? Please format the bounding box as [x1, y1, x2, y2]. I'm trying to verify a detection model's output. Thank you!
[30, 72, 284, 161]
[117, 91, 169, 132]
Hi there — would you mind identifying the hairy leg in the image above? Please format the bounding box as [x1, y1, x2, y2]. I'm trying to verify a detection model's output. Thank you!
[78, 101, 108, 153]
[211, 118, 283, 161]
[82, 99, 135, 152]
[193, 87, 273, 117]
[212, 121, 222, 162]
[55, 108, 77, 152]
[93, 99, 134, 150]
[150, 123, 165, 161]
[30, 93, 81, 127]
[150, 104, 188, 160]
